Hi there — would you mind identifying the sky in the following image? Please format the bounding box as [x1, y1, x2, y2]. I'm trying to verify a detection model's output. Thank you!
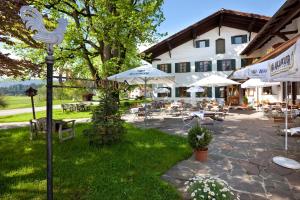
[138, 0, 286, 51]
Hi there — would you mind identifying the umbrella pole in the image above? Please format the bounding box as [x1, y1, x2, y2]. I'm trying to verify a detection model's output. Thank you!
[285, 81, 288, 151]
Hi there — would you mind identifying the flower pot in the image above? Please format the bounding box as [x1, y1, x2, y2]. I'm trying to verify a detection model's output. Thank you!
[194, 148, 208, 162]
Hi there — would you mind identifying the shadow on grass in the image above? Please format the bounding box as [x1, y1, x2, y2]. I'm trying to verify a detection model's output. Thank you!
[0, 123, 192, 200]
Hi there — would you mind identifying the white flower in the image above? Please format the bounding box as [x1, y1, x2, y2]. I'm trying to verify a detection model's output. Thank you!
[222, 194, 226, 197]
[212, 184, 216, 187]
[191, 192, 195, 197]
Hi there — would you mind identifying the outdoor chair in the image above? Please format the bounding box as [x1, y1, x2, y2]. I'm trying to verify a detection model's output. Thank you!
[29, 117, 75, 142]
[181, 111, 195, 130]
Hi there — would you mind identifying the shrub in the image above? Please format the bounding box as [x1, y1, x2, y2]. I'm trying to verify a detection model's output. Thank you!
[187, 125, 213, 150]
[86, 92, 126, 146]
[243, 96, 248, 105]
[0, 95, 7, 108]
[184, 176, 238, 200]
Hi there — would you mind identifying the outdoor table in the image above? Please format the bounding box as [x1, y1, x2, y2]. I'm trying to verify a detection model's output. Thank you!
[130, 107, 142, 114]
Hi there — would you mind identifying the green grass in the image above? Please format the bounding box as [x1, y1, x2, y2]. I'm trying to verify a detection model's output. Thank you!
[0, 124, 192, 199]
[0, 110, 92, 123]
[1, 96, 73, 110]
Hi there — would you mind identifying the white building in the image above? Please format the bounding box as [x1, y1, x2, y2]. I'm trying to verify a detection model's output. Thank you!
[241, 0, 300, 105]
[143, 9, 269, 105]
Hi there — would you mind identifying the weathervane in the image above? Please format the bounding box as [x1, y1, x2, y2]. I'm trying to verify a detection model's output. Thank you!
[19, 6, 68, 200]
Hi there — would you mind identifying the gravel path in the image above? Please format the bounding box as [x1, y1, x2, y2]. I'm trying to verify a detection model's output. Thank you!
[0, 105, 61, 116]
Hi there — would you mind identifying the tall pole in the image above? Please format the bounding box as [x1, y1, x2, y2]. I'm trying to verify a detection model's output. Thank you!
[19, 7, 68, 199]
[285, 81, 288, 151]
[46, 45, 54, 200]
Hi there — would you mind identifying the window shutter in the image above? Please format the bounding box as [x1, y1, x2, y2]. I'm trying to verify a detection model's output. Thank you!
[208, 61, 212, 71]
[217, 60, 222, 71]
[168, 88, 172, 97]
[186, 62, 191, 72]
[195, 62, 199, 72]
[215, 87, 220, 98]
[195, 41, 199, 48]
[205, 40, 209, 47]
[207, 87, 212, 97]
[157, 64, 161, 70]
[231, 59, 236, 70]
[242, 35, 247, 43]
[216, 39, 225, 54]
[175, 88, 179, 97]
[231, 36, 235, 44]
[175, 63, 179, 73]
[167, 64, 171, 73]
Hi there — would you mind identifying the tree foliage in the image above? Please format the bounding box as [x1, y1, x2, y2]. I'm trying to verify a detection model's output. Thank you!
[2, 0, 164, 81]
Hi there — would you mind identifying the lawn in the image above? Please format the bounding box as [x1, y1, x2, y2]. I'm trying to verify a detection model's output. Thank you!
[1, 96, 73, 110]
[0, 109, 92, 123]
[0, 124, 192, 199]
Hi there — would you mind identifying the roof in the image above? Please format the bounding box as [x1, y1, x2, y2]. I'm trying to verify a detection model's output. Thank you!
[241, 0, 300, 55]
[254, 33, 300, 63]
[143, 9, 270, 60]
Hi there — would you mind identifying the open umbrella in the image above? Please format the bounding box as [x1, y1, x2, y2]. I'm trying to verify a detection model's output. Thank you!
[189, 75, 240, 87]
[108, 60, 175, 122]
[187, 86, 205, 93]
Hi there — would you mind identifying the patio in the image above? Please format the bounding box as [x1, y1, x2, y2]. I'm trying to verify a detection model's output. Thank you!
[124, 110, 300, 200]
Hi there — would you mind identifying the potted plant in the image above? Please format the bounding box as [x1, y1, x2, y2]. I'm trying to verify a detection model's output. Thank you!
[187, 125, 213, 162]
[242, 96, 248, 106]
[184, 175, 237, 200]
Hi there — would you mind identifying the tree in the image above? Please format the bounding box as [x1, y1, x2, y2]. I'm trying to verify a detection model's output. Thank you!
[4, 0, 164, 81]
[0, 0, 40, 77]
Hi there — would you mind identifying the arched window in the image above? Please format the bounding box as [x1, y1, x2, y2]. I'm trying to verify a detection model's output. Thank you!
[216, 38, 225, 54]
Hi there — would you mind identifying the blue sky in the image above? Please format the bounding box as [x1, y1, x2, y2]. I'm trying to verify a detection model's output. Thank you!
[158, 0, 286, 37]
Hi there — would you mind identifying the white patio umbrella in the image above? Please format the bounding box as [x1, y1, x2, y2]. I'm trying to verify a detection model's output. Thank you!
[189, 74, 240, 87]
[154, 87, 170, 93]
[241, 78, 280, 110]
[187, 86, 205, 93]
[108, 60, 175, 122]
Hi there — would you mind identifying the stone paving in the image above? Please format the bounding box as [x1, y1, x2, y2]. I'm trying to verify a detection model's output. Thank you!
[124, 110, 300, 200]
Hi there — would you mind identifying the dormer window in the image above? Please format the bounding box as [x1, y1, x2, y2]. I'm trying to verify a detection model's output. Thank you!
[231, 35, 247, 44]
[195, 40, 209, 48]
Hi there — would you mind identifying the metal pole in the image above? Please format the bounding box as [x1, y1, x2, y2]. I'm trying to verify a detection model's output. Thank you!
[285, 81, 288, 151]
[46, 45, 54, 200]
[144, 79, 147, 125]
[31, 95, 36, 119]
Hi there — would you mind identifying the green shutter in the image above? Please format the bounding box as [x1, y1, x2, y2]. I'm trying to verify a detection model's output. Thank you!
[168, 87, 172, 97]
[205, 40, 209, 47]
[215, 87, 220, 98]
[208, 61, 212, 71]
[175, 88, 179, 97]
[195, 41, 199, 48]
[175, 63, 179, 73]
[195, 62, 199, 72]
[242, 35, 247, 43]
[167, 64, 171, 73]
[207, 87, 212, 97]
[157, 64, 161, 70]
[186, 62, 191, 72]
[231, 59, 236, 70]
[217, 60, 222, 71]
[231, 36, 235, 44]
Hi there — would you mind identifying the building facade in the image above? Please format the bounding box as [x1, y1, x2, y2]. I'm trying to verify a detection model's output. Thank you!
[143, 9, 269, 105]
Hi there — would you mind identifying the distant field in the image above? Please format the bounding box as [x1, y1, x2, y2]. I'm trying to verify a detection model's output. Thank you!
[1, 96, 74, 110]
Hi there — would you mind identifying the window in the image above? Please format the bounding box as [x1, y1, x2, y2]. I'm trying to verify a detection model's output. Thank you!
[217, 59, 236, 71]
[241, 58, 254, 68]
[215, 87, 225, 98]
[175, 87, 190, 97]
[157, 87, 172, 97]
[175, 62, 191, 73]
[262, 87, 272, 95]
[196, 87, 212, 98]
[195, 40, 209, 48]
[157, 63, 171, 73]
[216, 38, 225, 54]
[231, 35, 247, 44]
[195, 61, 212, 72]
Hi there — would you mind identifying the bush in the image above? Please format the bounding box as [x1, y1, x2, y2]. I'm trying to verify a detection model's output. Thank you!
[0, 95, 7, 108]
[86, 92, 126, 146]
[184, 176, 237, 200]
[243, 96, 248, 105]
[187, 125, 213, 150]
